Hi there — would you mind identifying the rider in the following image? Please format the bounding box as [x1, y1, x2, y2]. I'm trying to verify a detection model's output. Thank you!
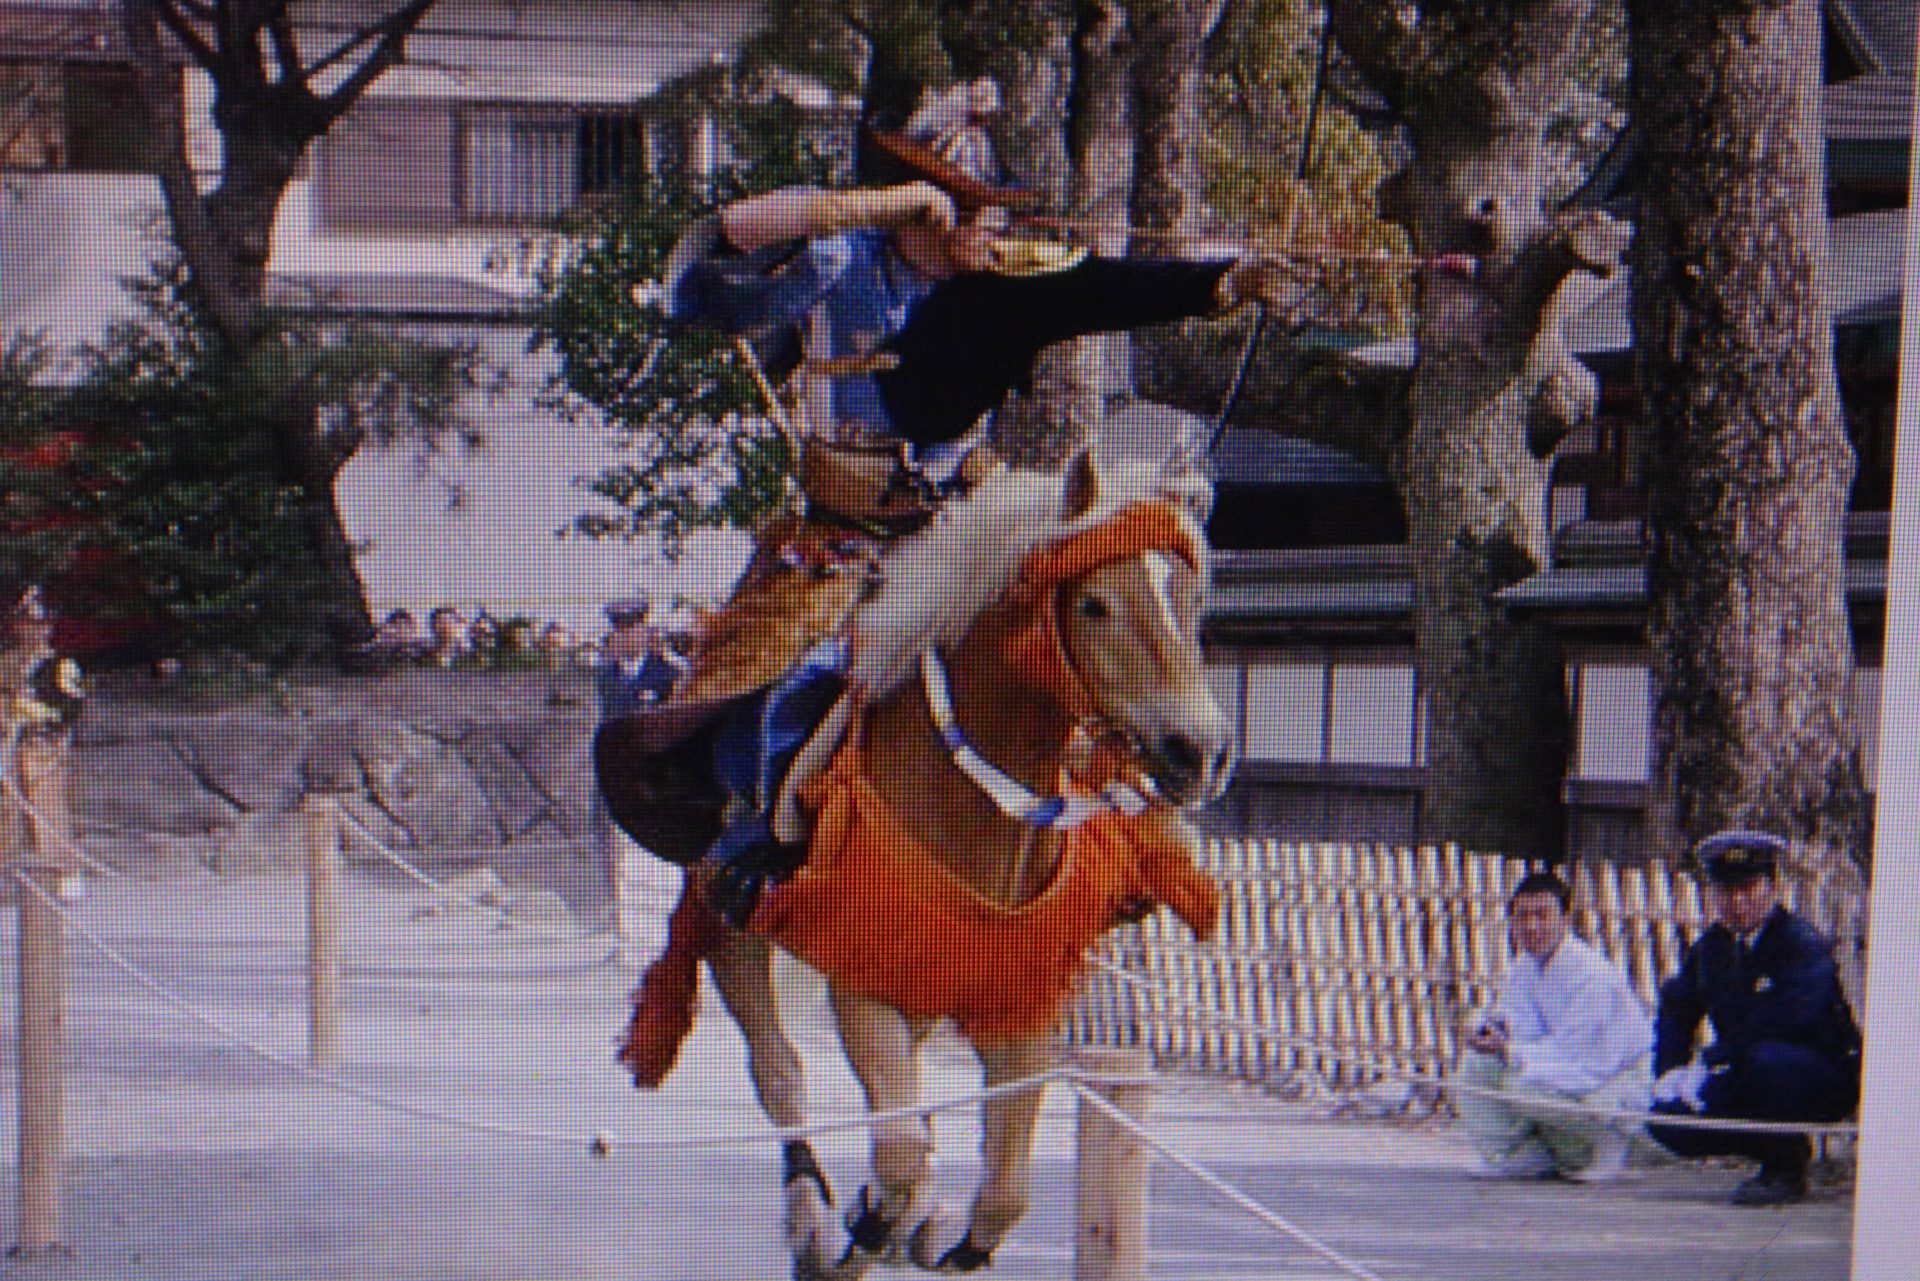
[607, 77, 1286, 927]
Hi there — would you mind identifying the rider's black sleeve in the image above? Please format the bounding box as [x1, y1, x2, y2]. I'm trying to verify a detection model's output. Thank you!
[874, 257, 1233, 448]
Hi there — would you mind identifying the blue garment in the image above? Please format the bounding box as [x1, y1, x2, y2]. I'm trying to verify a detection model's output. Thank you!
[1652, 905, 1862, 1076]
[1647, 1040, 1858, 1170]
[596, 652, 683, 720]
[711, 638, 847, 812]
[669, 228, 936, 440]
[1648, 905, 1862, 1171]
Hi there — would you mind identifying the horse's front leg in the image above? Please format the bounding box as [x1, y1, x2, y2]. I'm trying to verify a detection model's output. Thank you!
[910, 1034, 1056, 1272]
[706, 930, 847, 1273]
[830, 985, 933, 1270]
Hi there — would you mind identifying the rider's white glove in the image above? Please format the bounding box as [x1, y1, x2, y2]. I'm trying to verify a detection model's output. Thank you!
[1651, 1062, 1709, 1111]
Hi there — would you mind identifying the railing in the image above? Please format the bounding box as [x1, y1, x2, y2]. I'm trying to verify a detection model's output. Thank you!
[1066, 839, 1870, 1095]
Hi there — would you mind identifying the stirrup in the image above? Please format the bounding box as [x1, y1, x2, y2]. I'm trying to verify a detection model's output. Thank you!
[705, 836, 806, 929]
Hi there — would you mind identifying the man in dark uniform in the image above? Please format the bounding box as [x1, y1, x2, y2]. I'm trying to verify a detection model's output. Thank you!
[593, 595, 691, 952]
[594, 596, 687, 719]
[1647, 830, 1863, 1205]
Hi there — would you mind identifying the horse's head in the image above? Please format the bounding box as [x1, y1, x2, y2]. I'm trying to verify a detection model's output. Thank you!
[1022, 453, 1235, 809]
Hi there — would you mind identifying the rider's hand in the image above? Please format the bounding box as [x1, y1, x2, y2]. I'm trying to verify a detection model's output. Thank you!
[878, 181, 957, 231]
[1465, 1016, 1509, 1060]
[1220, 256, 1299, 310]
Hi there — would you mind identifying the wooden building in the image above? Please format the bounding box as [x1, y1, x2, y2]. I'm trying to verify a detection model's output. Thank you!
[1197, 0, 1910, 858]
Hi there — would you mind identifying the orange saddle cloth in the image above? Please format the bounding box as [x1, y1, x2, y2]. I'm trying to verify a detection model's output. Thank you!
[748, 738, 1219, 1042]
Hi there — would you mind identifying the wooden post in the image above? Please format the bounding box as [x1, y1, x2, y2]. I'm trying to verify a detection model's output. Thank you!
[15, 864, 65, 1256]
[1075, 1046, 1153, 1281]
[9, 706, 78, 1258]
[304, 798, 342, 1064]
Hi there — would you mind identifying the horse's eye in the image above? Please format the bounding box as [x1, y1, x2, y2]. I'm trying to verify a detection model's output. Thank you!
[1077, 594, 1111, 621]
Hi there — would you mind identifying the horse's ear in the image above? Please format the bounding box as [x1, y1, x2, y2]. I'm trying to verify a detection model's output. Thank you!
[1060, 450, 1101, 522]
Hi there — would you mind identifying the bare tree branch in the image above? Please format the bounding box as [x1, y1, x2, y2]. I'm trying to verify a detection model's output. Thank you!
[317, 0, 437, 124]
[147, 0, 219, 69]
[265, 9, 304, 84]
[1136, 322, 1408, 470]
[120, 0, 258, 346]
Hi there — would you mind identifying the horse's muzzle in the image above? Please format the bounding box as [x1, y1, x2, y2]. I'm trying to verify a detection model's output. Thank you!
[1147, 729, 1235, 809]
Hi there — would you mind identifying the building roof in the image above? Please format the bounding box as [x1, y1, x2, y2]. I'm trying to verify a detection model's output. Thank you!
[1495, 514, 1889, 637]
[1829, 0, 1917, 80]
[1209, 425, 1388, 488]
[1205, 546, 1414, 639]
[1352, 208, 1907, 370]
[1826, 73, 1916, 142]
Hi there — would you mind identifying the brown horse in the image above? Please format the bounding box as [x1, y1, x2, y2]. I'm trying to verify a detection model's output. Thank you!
[621, 452, 1232, 1278]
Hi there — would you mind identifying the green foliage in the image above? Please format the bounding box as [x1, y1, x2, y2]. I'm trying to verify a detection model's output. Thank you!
[1201, 0, 1411, 336]
[530, 86, 837, 555]
[0, 272, 492, 663]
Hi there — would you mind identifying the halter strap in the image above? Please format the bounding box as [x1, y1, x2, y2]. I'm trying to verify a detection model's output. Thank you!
[920, 649, 1147, 830]
[1001, 500, 1205, 719]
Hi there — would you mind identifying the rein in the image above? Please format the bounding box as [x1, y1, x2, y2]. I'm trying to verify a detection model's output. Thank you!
[919, 648, 1148, 830]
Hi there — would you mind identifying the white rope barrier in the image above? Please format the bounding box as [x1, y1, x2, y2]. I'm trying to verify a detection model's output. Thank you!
[335, 804, 532, 927]
[80, 812, 593, 866]
[1069, 1081, 1391, 1281]
[8, 869, 1069, 1155]
[1092, 957, 1859, 1139]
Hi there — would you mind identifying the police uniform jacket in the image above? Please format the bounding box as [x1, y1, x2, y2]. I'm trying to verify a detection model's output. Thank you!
[1652, 904, 1862, 1077]
[596, 651, 684, 720]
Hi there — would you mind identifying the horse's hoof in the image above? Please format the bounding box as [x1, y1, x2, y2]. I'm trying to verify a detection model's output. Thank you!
[936, 1238, 993, 1273]
[845, 1184, 897, 1256]
[908, 1210, 988, 1273]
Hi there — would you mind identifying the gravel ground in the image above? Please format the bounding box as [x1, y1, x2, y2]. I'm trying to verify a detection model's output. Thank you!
[0, 871, 1855, 1281]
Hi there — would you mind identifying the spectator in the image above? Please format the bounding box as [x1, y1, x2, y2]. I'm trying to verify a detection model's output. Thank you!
[364, 608, 427, 663]
[497, 616, 538, 664]
[426, 606, 467, 668]
[465, 610, 502, 663]
[594, 597, 685, 718]
[1, 586, 85, 890]
[1647, 831, 1862, 1206]
[535, 621, 578, 670]
[1454, 870, 1653, 1182]
[592, 595, 688, 956]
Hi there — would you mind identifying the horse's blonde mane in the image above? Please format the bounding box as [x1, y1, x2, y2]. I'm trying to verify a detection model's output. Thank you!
[846, 457, 1211, 696]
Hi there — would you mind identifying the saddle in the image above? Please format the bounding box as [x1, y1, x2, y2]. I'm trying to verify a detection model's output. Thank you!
[593, 514, 879, 866]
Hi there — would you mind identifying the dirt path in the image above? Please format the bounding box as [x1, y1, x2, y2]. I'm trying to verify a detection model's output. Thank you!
[0, 873, 1854, 1281]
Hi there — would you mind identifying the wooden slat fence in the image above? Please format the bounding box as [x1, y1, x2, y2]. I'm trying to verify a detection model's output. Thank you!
[1065, 839, 1869, 1096]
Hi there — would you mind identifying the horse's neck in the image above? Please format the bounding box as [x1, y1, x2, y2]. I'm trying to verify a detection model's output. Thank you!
[860, 608, 1075, 908]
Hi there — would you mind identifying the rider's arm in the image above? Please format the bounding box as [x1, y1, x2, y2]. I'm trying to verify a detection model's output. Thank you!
[718, 182, 957, 253]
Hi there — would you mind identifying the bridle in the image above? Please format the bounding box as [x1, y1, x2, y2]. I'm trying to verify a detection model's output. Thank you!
[917, 501, 1204, 831]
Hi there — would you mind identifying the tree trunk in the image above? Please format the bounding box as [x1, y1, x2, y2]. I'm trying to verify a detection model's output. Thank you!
[952, 0, 1124, 470]
[1628, 0, 1870, 876]
[1127, 0, 1221, 246]
[1401, 344, 1571, 855]
[1321, 0, 1620, 856]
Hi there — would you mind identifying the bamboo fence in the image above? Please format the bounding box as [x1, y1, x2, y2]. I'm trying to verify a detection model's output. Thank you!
[1065, 839, 1870, 1097]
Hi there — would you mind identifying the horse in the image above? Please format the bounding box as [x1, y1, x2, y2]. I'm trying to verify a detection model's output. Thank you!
[613, 450, 1234, 1279]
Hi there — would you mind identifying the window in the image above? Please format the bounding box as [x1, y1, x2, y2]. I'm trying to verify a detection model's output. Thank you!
[1244, 661, 1323, 763]
[319, 99, 657, 230]
[1574, 663, 1651, 782]
[1328, 663, 1417, 767]
[2, 60, 159, 172]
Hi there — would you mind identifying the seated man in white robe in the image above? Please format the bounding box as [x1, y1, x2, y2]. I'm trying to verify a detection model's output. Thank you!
[1455, 870, 1653, 1182]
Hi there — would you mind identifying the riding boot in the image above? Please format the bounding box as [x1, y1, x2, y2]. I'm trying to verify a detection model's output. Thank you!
[703, 812, 808, 930]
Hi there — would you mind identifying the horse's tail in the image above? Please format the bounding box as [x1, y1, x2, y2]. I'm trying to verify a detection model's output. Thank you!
[618, 875, 725, 1088]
